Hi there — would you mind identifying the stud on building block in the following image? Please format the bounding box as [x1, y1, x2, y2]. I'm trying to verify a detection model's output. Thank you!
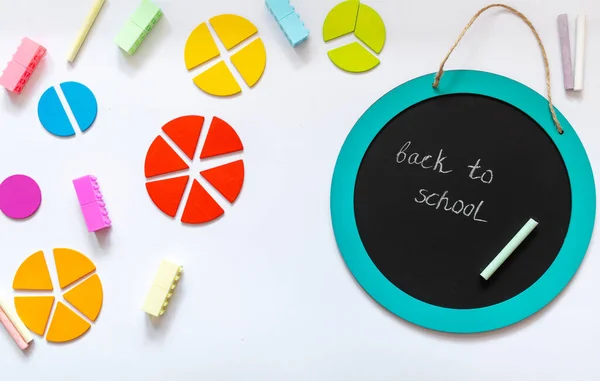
[115, 0, 162, 55]
[265, 0, 309, 47]
[143, 260, 182, 317]
[0, 38, 46, 94]
[73, 175, 111, 232]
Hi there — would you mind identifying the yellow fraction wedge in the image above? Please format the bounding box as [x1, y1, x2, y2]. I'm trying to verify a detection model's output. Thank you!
[14, 296, 55, 336]
[323, 0, 360, 42]
[64, 274, 104, 322]
[327, 41, 380, 73]
[13, 251, 53, 291]
[355, 3, 386, 54]
[54, 248, 96, 289]
[231, 38, 267, 88]
[46, 302, 91, 343]
[209, 14, 258, 50]
[184, 22, 220, 70]
[193, 61, 242, 97]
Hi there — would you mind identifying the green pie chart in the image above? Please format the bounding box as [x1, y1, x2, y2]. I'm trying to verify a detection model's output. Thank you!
[323, 0, 386, 73]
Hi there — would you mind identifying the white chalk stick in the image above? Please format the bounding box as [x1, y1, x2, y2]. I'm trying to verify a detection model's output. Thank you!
[481, 219, 538, 281]
[557, 14, 574, 90]
[0, 295, 33, 343]
[67, 0, 106, 63]
[573, 15, 586, 91]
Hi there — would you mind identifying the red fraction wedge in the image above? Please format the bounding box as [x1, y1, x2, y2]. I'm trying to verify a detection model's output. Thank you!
[145, 136, 189, 178]
[162, 115, 204, 159]
[201, 160, 245, 203]
[181, 180, 224, 224]
[200, 117, 244, 159]
[146, 176, 190, 217]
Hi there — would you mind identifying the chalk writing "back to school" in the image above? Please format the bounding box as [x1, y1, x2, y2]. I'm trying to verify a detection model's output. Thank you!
[396, 141, 492, 223]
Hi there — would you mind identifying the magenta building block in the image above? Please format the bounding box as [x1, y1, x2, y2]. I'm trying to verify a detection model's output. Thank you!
[73, 175, 103, 206]
[81, 201, 111, 232]
[73, 175, 111, 232]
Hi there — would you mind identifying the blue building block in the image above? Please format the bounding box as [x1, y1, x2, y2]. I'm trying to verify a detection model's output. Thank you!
[265, 0, 309, 47]
[279, 13, 309, 47]
[265, 0, 294, 21]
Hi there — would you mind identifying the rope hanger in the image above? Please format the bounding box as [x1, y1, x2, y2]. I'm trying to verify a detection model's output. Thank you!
[431, 3, 564, 134]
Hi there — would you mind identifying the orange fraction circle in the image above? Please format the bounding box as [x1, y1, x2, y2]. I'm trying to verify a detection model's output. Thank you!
[144, 115, 245, 224]
[12, 248, 103, 343]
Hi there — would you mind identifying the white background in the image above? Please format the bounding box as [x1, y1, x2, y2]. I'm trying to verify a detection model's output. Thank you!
[0, 0, 599, 379]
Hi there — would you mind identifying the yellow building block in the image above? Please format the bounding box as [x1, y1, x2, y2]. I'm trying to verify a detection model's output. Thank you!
[143, 259, 182, 317]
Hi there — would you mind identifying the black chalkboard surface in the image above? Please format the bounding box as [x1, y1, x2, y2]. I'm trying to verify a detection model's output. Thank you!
[354, 93, 572, 309]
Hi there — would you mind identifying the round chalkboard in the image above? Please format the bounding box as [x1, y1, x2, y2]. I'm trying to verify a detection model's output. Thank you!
[330, 70, 595, 333]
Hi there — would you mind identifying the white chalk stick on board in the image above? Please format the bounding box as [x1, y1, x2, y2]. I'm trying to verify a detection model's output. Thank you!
[480, 218, 538, 281]
[573, 15, 586, 91]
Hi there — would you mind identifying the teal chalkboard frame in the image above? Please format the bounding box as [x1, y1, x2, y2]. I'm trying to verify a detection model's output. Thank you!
[330, 70, 596, 333]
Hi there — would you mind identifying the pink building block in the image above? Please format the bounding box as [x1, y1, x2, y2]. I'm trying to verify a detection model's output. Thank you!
[12, 38, 46, 71]
[0, 61, 30, 93]
[81, 201, 111, 232]
[0, 38, 46, 94]
[72, 175, 111, 232]
[73, 175, 103, 206]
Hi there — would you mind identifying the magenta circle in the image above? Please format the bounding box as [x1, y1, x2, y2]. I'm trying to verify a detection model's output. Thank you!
[0, 175, 42, 219]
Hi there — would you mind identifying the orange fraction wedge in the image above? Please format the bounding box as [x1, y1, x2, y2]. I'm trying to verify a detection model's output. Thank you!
[201, 160, 245, 203]
[162, 115, 205, 159]
[200, 117, 244, 159]
[145, 136, 190, 178]
[181, 180, 224, 224]
[14, 296, 55, 336]
[146, 176, 190, 217]
[13, 251, 53, 291]
[64, 274, 103, 321]
[46, 302, 91, 343]
[54, 248, 96, 289]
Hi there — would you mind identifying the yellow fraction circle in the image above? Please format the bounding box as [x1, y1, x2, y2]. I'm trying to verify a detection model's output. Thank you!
[184, 14, 267, 97]
[12, 248, 103, 343]
[323, 0, 386, 73]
